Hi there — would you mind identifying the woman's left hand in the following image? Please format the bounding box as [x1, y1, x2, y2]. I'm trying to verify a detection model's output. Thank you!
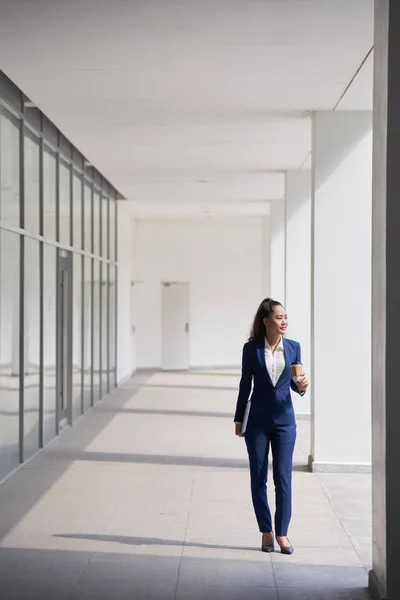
[297, 375, 309, 392]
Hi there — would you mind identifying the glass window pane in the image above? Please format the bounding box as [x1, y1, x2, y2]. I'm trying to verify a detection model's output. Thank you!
[24, 129, 40, 235]
[101, 263, 108, 394]
[102, 196, 109, 259]
[43, 146, 57, 240]
[0, 108, 20, 227]
[92, 260, 101, 402]
[72, 253, 82, 421]
[43, 243, 56, 444]
[109, 265, 116, 388]
[0, 230, 20, 479]
[59, 160, 71, 246]
[24, 237, 40, 460]
[73, 172, 82, 250]
[83, 256, 92, 410]
[84, 182, 92, 253]
[109, 200, 116, 261]
[93, 190, 100, 256]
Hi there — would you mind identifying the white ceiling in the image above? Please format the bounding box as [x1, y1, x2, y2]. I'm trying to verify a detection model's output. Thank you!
[0, 0, 374, 218]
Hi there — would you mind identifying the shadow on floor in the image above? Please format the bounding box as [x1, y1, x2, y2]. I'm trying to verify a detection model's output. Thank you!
[54, 533, 256, 552]
[0, 546, 372, 600]
[95, 407, 234, 419]
[43, 449, 310, 471]
[0, 384, 146, 542]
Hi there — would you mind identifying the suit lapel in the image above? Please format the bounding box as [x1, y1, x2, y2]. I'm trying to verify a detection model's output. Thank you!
[276, 338, 290, 387]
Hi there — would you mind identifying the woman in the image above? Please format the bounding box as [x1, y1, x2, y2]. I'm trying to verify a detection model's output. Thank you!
[234, 298, 309, 554]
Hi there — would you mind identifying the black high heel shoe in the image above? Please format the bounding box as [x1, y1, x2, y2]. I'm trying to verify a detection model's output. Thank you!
[261, 533, 275, 553]
[276, 537, 294, 555]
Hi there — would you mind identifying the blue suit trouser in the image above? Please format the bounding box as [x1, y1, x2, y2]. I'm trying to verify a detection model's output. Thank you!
[245, 424, 296, 536]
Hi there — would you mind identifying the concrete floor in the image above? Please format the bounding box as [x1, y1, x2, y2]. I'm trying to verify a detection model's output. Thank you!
[0, 371, 372, 600]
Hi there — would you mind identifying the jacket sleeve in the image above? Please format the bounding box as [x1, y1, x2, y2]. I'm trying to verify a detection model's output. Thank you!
[290, 341, 306, 396]
[234, 343, 253, 422]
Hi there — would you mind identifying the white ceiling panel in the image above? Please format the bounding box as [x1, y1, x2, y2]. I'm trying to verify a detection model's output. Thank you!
[0, 0, 374, 217]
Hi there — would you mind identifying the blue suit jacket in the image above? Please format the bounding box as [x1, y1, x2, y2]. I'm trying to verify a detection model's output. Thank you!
[234, 338, 304, 427]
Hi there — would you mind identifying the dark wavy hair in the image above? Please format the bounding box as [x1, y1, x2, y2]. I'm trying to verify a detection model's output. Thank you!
[249, 297, 283, 342]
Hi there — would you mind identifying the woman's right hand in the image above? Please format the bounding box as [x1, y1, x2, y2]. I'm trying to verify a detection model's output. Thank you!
[235, 423, 244, 438]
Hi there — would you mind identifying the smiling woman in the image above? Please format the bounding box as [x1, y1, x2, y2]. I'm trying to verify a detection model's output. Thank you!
[234, 297, 309, 556]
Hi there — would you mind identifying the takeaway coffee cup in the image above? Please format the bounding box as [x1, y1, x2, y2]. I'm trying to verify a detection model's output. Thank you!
[290, 363, 304, 382]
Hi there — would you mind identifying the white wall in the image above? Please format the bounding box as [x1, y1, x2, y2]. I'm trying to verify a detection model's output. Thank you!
[311, 111, 372, 469]
[134, 218, 265, 369]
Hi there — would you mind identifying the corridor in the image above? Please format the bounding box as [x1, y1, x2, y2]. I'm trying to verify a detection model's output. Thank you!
[0, 371, 371, 600]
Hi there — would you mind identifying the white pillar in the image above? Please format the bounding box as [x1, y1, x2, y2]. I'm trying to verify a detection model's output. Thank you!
[310, 111, 372, 472]
[285, 170, 311, 416]
[269, 200, 285, 303]
[369, 2, 400, 598]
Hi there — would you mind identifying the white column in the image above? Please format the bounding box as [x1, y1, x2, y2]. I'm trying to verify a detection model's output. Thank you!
[310, 111, 372, 472]
[369, 2, 400, 598]
[285, 170, 311, 416]
[269, 199, 285, 303]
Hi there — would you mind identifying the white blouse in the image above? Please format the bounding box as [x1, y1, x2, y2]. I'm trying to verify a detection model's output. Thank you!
[265, 337, 285, 386]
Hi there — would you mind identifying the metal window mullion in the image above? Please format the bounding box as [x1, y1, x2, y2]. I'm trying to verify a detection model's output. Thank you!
[114, 200, 118, 262]
[80, 254, 84, 415]
[38, 120, 44, 447]
[114, 264, 118, 388]
[39, 125, 44, 237]
[99, 261, 102, 399]
[90, 257, 94, 406]
[55, 151, 60, 243]
[39, 241, 44, 447]
[81, 175, 84, 251]
[99, 190, 103, 260]
[114, 201, 118, 387]
[90, 182, 94, 255]
[19, 112, 25, 462]
[55, 249, 60, 435]
[67, 252, 73, 425]
[107, 263, 110, 392]
[106, 194, 110, 261]
[69, 162, 73, 247]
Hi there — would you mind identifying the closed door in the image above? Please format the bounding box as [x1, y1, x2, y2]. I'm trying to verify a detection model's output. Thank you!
[161, 282, 190, 371]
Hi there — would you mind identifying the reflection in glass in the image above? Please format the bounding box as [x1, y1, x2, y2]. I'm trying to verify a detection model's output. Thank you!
[42, 244, 57, 444]
[24, 129, 40, 234]
[84, 181, 92, 253]
[93, 190, 100, 256]
[92, 260, 101, 403]
[72, 253, 83, 421]
[102, 196, 109, 259]
[83, 256, 92, 410]
[59, 160, 71, 246]
[24, 237, 40, 460]
[109, 265, 116, 388]
[73, 171, 82, 250]
[0, 108, 20, 227]
[109, 199, 116, 261]
[0, 230, 20, 480]
[101, 263, 108, 394]
[43, 146, 57, 240]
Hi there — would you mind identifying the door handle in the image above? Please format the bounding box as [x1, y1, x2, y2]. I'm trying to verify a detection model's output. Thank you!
[185, 323, 189, 333]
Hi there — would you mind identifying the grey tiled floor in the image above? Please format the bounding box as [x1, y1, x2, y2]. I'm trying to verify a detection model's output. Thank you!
[0, 371, 372, 599]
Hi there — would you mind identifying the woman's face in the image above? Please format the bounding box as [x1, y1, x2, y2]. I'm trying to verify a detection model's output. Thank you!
[264, 305, 288, 337]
